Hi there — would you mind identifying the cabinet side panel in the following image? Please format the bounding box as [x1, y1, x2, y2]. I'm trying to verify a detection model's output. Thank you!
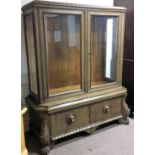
[25, 14, 38, 95]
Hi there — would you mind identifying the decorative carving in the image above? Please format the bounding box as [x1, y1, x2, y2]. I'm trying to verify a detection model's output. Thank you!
[39, 114, 51, 155]
[118, 97, 130, 124]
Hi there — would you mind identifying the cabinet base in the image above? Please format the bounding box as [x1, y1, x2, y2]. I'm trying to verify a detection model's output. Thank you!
[27, 88, 129, 155]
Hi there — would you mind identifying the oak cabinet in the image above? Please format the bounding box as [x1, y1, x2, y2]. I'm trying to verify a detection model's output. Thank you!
[22, 1, 130, 154]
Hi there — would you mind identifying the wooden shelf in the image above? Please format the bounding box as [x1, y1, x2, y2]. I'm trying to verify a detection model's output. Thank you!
[49, 84, 81, 95]
[91, 80, 109, 87]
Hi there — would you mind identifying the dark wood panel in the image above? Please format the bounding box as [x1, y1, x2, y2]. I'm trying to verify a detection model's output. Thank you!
[114, 0, 134, 60]
[114, 0, 134, 116]
[122, 60, 134, 109]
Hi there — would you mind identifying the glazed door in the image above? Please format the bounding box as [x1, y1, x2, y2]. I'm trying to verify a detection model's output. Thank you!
[41, 9, 85, 97]
[88, 11, 124, 90]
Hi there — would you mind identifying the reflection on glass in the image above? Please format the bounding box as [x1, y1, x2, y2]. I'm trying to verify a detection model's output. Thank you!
[25, 14, 38, 94]
[45, 14, 81, 95]
[91, 16, 118, 87]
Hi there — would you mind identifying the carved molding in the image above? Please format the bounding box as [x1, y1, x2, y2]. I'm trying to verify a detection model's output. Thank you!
[22, 1, 126, 13]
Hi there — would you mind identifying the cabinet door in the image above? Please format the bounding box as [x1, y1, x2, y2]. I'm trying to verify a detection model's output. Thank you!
[88, 12, 124, 89]
[42, 10, 84, 97]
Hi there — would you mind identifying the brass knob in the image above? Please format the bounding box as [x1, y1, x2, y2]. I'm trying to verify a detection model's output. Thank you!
[66, 114, 76, 124]
[104, 105, 111, 113]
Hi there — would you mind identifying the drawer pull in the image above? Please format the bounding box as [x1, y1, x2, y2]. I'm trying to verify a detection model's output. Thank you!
[66, 114, 76, 124]
[104, 105, 111, 113]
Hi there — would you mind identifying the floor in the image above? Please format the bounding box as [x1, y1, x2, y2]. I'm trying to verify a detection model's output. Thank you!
[26, 118, 134, 155]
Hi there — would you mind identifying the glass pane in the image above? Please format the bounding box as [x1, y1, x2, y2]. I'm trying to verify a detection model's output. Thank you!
[25, 14, 38, 94]
[91, 16, 118, 87]
[45, 14, 81, 95]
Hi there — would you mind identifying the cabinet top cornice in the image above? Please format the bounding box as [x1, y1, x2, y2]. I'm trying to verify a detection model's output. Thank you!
[22, 0, 126, 12]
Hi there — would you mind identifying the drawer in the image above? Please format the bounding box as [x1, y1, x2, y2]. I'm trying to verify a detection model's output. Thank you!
[90, 98, 122, 123]
[51, 106, 89, 136]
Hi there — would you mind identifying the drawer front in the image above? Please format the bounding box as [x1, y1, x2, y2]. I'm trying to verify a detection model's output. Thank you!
[90, 98, 122, 123]
[51, 106, 89, 136]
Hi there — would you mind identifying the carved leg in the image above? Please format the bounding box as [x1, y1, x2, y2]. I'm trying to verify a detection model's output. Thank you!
[130, 109, 134, 118]
[29, 123, 35, 136]
[39, 115, 51, 155]
[118, 97, 130, 125]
